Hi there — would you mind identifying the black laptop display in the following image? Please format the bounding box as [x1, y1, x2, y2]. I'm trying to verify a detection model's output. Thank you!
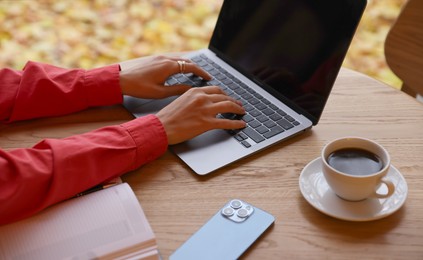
[210, 0, 366, 124]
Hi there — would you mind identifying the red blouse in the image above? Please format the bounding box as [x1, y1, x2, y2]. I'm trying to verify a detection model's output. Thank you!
[0, 62, 168, 225]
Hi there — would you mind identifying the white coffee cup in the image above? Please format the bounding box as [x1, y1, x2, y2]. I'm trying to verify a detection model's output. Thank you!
[321, 137, 395, 201]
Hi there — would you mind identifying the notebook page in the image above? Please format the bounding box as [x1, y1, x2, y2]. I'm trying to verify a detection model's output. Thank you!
[0, 183, 157, 260]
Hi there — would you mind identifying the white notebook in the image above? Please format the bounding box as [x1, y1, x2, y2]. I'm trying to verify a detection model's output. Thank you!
[0, 183, 159, 260]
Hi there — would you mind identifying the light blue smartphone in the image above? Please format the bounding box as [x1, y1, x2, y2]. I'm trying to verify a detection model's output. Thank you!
[169, 199, 275, 260]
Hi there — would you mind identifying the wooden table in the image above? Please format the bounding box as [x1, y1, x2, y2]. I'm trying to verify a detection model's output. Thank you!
[1, 59, 422, 259]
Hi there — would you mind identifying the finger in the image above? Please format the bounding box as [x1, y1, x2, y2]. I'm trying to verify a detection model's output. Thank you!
[184, 63, 212, 80]
[199, 87, 244, 106]
[211, 100, 246, 115]
[199, 85, 226, 95]
[167, 56, 192, 63]
[212, 117, 246, 130]
[169, 57, 212, 80]
[207, 93, 244, 107]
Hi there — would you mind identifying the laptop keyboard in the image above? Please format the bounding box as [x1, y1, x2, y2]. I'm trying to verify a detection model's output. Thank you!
[166, 54, 301, 148]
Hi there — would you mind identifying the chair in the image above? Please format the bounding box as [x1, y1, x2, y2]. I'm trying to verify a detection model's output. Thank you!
[385, 0, 423, 99]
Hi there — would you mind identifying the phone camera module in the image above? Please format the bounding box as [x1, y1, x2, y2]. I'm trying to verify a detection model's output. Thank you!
[222, 207, 235, 217]
[230, 199, 242, 209]
[237, 208, 250, 218]
[222, 199, 254, 223]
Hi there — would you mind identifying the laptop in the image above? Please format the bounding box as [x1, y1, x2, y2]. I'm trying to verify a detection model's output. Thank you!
[123, 0, 367, 175]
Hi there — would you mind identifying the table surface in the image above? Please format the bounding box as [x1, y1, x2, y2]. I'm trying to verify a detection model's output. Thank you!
[1, 57, 422, 259]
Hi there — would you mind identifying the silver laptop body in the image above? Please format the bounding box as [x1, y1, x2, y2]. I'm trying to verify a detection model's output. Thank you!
[123, 0, 367, 175]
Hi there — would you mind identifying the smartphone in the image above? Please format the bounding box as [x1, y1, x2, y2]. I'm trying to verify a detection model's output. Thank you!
[169, 199, 275, 260]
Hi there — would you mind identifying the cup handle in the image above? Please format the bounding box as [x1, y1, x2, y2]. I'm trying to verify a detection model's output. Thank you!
[373, 178, 395, 199]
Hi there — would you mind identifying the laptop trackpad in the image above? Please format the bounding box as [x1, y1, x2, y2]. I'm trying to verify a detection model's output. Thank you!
[171, 129, 249, 175]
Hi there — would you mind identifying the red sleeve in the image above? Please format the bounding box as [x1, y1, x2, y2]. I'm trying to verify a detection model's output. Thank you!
[0, 114, 168, 225]
[0, 61, 122, 122]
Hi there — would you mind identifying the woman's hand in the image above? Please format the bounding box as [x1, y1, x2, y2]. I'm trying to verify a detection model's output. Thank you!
[156, 86, 246, 145]
[119, 55, 211, 99]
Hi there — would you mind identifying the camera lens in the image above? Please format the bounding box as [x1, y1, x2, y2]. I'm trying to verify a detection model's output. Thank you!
[230, 200, 242, 209]
[237, 208, 249, 218]
[222, 207, 235, 217]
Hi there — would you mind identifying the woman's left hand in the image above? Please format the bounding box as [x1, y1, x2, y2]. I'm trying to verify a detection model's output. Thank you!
[119, 55, 211, 99]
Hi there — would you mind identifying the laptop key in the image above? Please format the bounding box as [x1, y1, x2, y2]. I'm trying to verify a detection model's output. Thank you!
[256, 103, 267, 111]
[269, 113, 283, 121]
[216, 74, 226, 80]
[167, 78, 178, 85]
[192, 56, 202, 62]
[262, 108, 275, 116]
[234, 134, 246, 141]
[203, 64, 214, 71]
[208, 79, 221, 86]
[284, 115, 296, 122]
[234, 88, 247, 95]
[249, 98, 260, 105]
[276, 118, 294, 130]
[256, 114, 269, 123]
[243, 104, 254, 112]
[222, 79, 232, 85]
[242, 114, 254, 123]
[253, 92, 263, 99]
[178, 77, 194, 85]
[238, 132, 248, 139]
[263, 126, 285, 139]
[241, 140, 252, 148]
[262, 99, 271, 105]
[264, 120, 277, 128]
[248, 120, 261, 128]
[241, 93, 253, 100]
[256, 125, 270, 134]
[269, 104, 279, 110]
[242, 127, 265, 143]
[249, 109, 262, 117]
[209, 69, 220, 76]
[276, 109, 287, 116]
[227, 83, 240, 90]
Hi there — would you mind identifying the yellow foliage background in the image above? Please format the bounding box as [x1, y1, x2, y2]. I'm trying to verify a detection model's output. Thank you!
[0, 0, 406, 89]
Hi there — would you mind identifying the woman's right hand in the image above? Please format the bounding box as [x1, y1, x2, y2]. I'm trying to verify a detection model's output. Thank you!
[156, 85, 246, 145]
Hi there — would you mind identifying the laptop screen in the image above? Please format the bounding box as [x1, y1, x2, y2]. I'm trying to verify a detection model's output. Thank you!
[209, 0, 366, 125]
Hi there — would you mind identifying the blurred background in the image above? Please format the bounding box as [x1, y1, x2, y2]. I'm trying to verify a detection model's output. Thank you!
[0, 0, 406, 89]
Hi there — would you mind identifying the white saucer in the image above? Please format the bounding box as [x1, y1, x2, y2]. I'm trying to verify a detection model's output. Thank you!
[299, 158, 408, 221]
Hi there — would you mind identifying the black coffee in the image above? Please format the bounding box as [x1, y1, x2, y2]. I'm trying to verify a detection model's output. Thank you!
[327, 148, 383, 176]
